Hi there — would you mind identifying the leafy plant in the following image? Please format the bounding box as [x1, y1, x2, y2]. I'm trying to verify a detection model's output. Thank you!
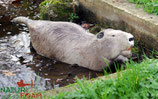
[49, 58, 158, 99]
[68, 13, 79, 22]
[128, 0, 158, 15]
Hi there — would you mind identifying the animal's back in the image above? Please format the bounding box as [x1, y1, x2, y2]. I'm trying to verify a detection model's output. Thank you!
[12, 17, 97, 69]
[12, 17, 94, 41]
[31, 20, 94, 42]
[27, 20, 95, 60]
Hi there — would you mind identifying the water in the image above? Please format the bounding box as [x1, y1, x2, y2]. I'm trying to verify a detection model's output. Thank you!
[0, 0, 103, 94]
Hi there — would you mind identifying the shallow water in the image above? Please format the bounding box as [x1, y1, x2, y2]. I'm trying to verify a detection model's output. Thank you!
[0, 0, 103, 95]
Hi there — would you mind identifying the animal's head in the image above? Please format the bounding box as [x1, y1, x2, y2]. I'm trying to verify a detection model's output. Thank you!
[96, 29, 134, 59]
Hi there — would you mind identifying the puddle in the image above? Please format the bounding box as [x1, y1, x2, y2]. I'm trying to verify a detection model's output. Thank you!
[0, 0, 103, 95]
[0, 0, 41, 37]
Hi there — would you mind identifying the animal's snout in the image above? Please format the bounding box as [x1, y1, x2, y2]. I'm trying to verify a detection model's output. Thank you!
[128, 37, 134, 46]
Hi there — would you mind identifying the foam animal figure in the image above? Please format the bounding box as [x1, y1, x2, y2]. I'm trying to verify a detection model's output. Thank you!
[12, 17, 134, 71]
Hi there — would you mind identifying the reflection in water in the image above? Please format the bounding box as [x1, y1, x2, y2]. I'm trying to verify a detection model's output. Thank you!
[0, 0, 41, 37]
[0, 32, 52, 91]
[0, 0, 103, 95]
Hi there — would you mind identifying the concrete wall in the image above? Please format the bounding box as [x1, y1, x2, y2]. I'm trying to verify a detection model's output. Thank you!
[78, 0, 158, 50]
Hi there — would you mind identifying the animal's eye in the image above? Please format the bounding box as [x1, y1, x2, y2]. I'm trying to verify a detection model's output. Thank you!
[112, 35, 115, 37]
[97, 31, 104, 39]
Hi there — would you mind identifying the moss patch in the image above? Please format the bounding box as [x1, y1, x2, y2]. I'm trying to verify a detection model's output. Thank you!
[40, 0, 79, 22]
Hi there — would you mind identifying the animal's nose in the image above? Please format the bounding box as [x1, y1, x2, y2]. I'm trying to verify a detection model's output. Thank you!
[128, 37, 134, 46]
[129, 37, 134, 42]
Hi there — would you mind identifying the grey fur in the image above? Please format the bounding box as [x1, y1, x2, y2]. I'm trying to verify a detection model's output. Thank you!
[12, 16, 134, 71]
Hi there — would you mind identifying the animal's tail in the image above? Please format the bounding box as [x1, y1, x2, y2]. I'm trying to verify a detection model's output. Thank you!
[12, 16, 33, 27]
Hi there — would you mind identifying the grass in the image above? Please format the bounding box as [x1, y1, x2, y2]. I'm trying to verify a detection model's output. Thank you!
[128, 0, 158, 15]
[48, 58, 158, 99]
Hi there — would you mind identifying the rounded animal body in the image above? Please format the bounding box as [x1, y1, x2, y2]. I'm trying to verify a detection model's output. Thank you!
[12, 17, 134, 71]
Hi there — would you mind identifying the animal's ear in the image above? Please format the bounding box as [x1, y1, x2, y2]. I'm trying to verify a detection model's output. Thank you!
[97, 31, 104, 39]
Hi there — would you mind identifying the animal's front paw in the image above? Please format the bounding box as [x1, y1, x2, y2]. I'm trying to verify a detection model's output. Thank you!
[115, 55, 129, 62]
[121, 50, 132, 58]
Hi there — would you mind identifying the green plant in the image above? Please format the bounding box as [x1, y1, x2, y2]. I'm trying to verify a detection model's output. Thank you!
[68, 13, 79, 22]
[40, 0, 79, 22]
[128, 0, 158, 15]
[50, 58, 158, 99]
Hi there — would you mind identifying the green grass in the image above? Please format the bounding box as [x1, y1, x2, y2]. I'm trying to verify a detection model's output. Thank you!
[49, 58, 158, 99]
[128, 0, 158, 15]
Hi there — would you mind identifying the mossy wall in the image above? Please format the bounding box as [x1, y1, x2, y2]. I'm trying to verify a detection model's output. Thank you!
[40, 0, 79, 22]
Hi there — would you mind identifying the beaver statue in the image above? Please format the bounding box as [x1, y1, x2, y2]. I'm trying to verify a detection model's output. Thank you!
[12, 17, 134, 71]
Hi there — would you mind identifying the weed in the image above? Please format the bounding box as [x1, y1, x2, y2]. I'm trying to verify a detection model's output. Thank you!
[128, 0, 158, 15]
[68, 13, 79, 22]
[50, 58, 158, 99]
